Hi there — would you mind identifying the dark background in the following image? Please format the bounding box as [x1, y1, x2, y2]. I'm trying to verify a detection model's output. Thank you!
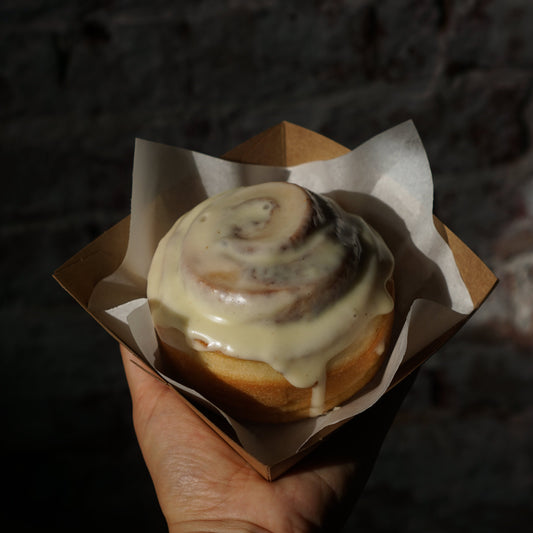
[3, 1, 533, 531]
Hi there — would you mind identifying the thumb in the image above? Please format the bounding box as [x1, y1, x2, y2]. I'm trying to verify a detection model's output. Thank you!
[120, 344, 168, 403]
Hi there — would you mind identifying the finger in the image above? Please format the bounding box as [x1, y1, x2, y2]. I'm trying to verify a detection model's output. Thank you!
[118, 344, 219, 445]
[119, 344, 188, 442]
[119, 343, 168, 400]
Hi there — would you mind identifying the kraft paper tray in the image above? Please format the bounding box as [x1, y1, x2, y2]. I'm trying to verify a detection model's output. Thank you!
[54, 122, 497, 480]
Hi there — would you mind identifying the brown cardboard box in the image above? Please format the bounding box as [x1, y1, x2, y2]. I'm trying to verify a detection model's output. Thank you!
[54, 122, 497, 480]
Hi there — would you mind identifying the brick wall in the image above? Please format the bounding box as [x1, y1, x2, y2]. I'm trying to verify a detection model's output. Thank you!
[3, 1, 532, 531]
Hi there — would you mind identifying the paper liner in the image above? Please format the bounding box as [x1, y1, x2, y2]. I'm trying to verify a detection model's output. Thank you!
[88, 121, 475, 465]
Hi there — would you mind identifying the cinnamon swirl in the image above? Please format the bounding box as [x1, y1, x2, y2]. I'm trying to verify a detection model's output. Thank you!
[147, 182, 395, 423]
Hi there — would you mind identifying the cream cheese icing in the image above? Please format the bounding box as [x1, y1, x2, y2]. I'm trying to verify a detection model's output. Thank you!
[147, 181, 394, 390]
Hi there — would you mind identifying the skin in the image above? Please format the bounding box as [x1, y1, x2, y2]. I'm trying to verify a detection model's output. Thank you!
[120, 345, 414, 533]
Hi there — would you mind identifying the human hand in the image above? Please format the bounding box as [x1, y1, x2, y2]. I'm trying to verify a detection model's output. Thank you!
[120, 345, 413, 532]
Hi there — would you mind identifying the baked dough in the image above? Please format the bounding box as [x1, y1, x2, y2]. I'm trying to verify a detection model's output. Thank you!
[147, 182, 395, 423]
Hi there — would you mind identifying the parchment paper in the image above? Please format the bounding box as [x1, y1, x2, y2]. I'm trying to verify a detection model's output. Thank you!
[89, 121, 474, 465]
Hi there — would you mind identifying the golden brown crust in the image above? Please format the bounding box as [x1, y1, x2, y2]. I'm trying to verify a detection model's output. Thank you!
[154, 284, 394, 424]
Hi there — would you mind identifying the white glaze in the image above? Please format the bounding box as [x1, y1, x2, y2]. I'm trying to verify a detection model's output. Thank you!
[147, 182, 394, 390]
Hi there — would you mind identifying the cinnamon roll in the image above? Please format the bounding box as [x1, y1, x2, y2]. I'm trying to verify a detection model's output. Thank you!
[147, 182, 395, 423]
